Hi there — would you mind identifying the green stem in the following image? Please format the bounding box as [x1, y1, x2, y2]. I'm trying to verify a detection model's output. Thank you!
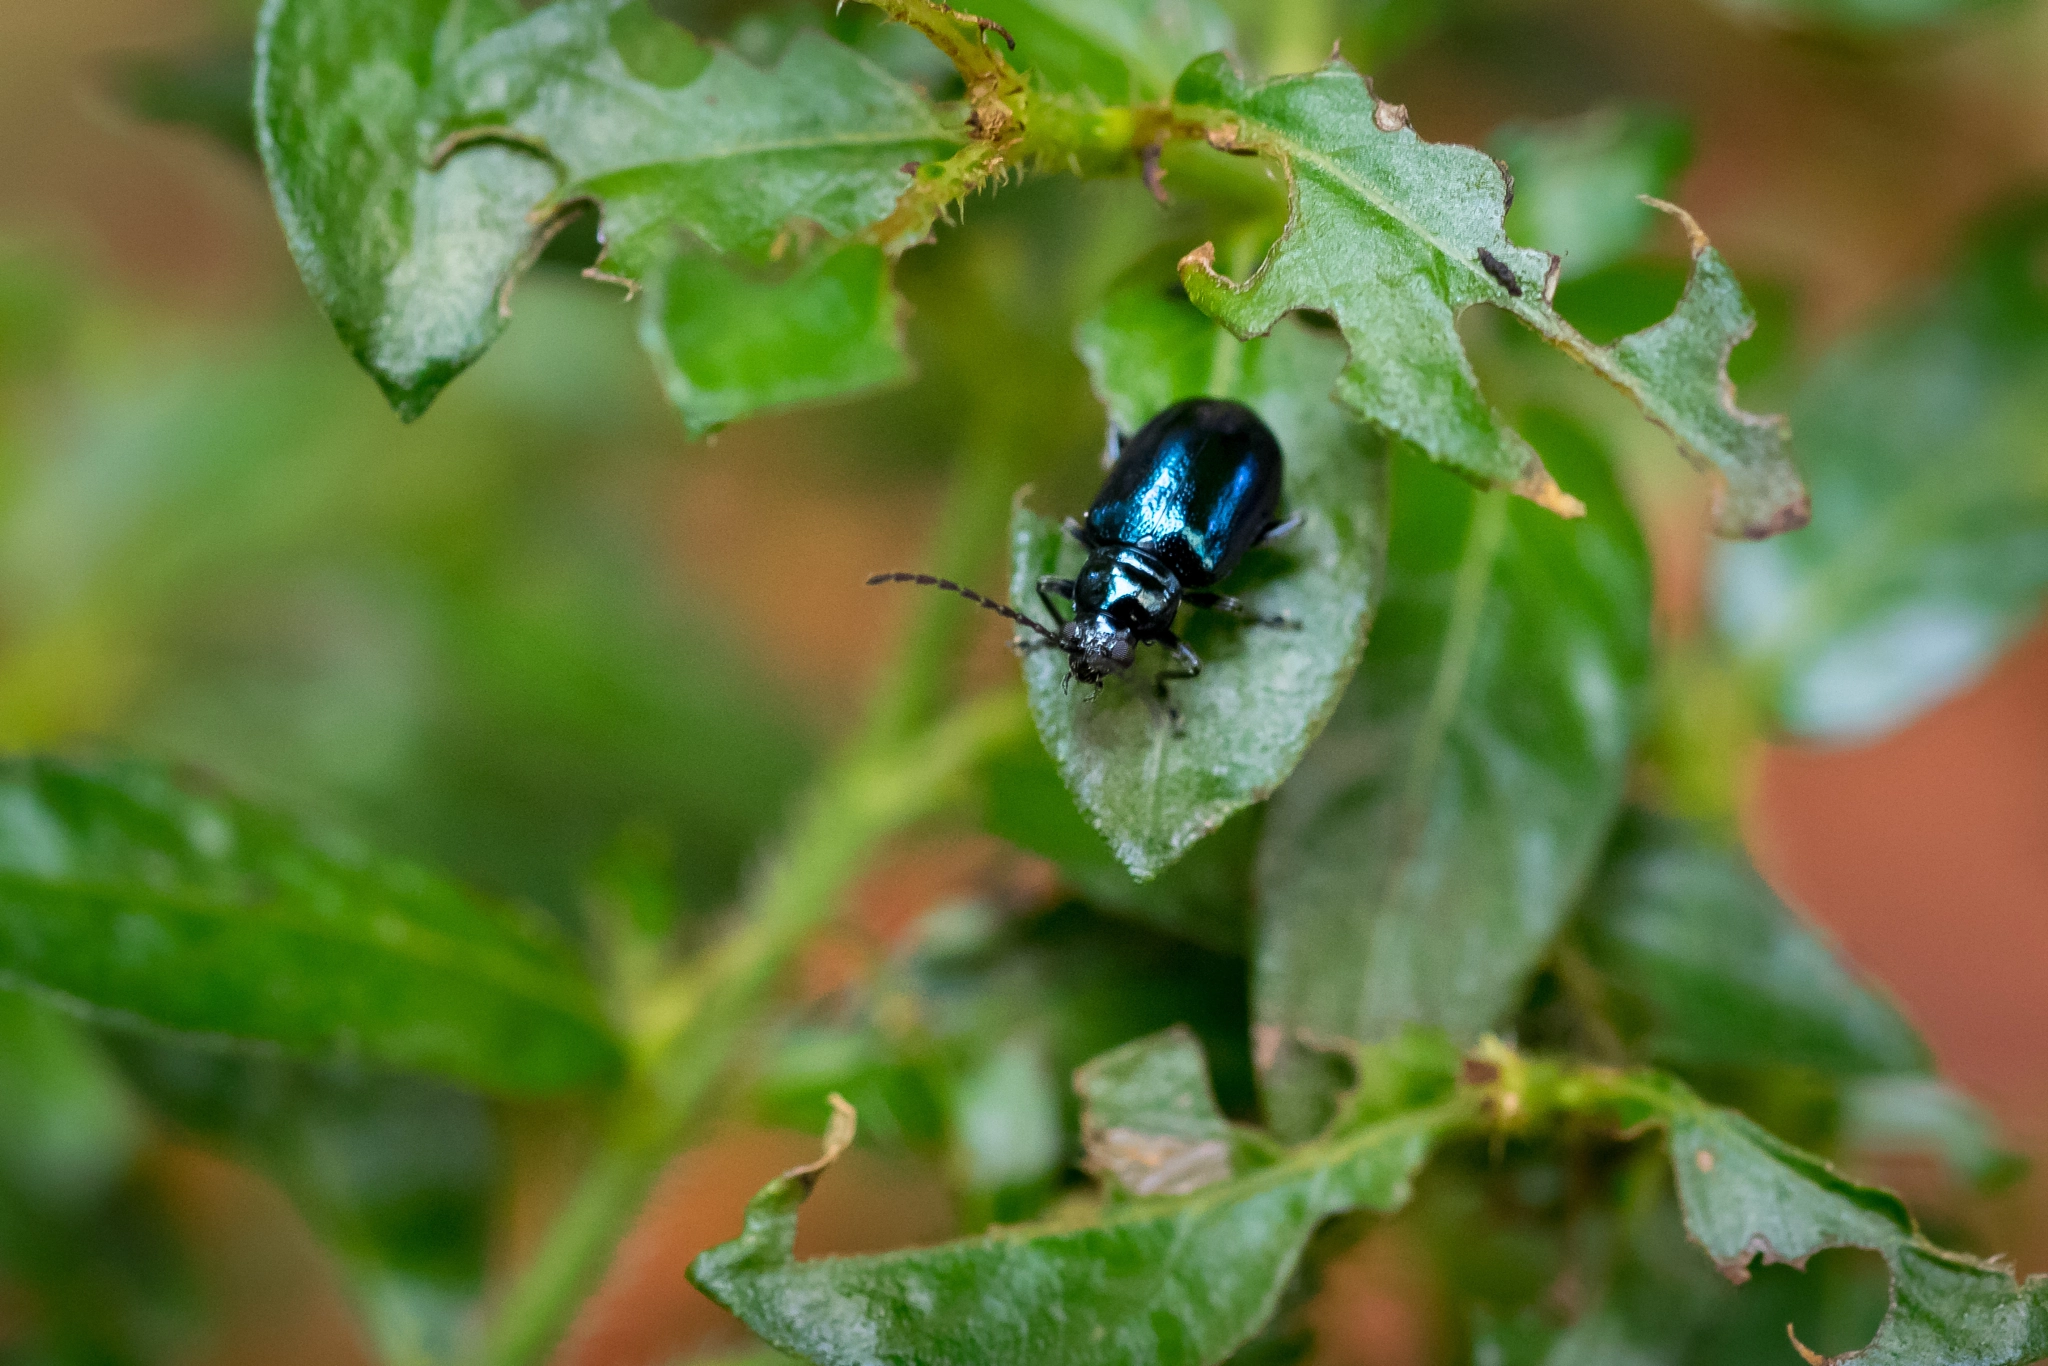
[479, 690, 1029, 1366]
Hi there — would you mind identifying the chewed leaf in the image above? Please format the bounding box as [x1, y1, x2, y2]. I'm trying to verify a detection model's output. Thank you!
[640, 240, 912, 436]
[1012, 268, 1388, 881]
[1074, 1026, 1233, 1197]
[1492, 106, 1693, 281]
[258, 0, 955, 423]
[694, 1055, 1471, 1366]
[1620, 1076, 2048, 1365]
[1173, 53, 1807, 540]
[256, 0, 553, 419]
[441, 6, 959, 278]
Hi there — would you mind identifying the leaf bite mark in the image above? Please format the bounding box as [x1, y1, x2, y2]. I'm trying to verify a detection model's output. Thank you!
[1169, 54, 1807, 538]
[1476, 247, 1522, 297]
[1085, 1128, 1233, 1197]
[787, 1092, 859, 1193]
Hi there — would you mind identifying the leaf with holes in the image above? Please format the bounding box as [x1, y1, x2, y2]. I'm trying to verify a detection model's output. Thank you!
[257, 0, 957, 423]
[1492, 106, 1692, 281]
[1173, 54, 1806, 539]
[1614, 1074, 2048, 1366]
[256, 0, 556, 418]
[0, 758, 622, 1096]
[1714, 196, 2048, 740]
[1254, 414, 1649, 1133]
[1074, 1026, 1237, 1198]
[695, 1039, 1471, 1366]
[1011, 263, 1388, 881]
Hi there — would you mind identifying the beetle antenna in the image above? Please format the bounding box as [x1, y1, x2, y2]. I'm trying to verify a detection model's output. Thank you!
[865, 572, 1062, 647]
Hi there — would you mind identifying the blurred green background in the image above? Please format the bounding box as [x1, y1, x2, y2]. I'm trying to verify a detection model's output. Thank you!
[3, 0, 2047, 1361]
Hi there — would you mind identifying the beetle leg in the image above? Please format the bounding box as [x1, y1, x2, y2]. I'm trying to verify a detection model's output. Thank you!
[1185, 591, 1297, 629]
[1061, 516, 1095, 548]
[1036, 576, 1075, 626]
[1256, 512, 1304, 546]
[1150, 634, 1202, 733]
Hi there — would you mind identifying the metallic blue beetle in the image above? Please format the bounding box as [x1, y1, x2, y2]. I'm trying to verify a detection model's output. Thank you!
[870, 397, 1298, 704]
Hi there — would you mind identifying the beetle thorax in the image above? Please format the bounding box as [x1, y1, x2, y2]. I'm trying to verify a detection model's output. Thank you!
[1061, 548, 1180, 683]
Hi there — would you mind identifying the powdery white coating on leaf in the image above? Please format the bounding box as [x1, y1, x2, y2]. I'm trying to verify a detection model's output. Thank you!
[1172, 53, 1807, 540]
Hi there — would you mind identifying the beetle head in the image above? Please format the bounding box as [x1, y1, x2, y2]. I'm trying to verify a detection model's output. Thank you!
[1060, 613, 1137, 685]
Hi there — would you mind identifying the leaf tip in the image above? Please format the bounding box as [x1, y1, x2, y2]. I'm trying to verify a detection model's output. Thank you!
[1787, 1323, 1829, 1366]
[1641, 194, 1711, 255]
[1720, 479, 1810, 539]
[789, 1092, 859, 1189]
[1510, 465, 1586, 520]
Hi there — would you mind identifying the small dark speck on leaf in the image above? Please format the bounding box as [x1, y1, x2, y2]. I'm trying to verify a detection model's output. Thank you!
[1477, 248, 1522, 297]
[901, 161, 920, 174]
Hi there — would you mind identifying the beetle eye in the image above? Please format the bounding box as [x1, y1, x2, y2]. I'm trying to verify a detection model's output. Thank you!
[1109, 638, 1134, 665]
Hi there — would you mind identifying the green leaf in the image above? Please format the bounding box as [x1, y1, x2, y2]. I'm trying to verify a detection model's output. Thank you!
[109, 1039, 497, 1366]
[1074, 1026, 1236, 1197]
[1622, 1075, 2048, 1366]
[1012, 266, 1389, 880]
[1254, 414, 1650, 1126]
[0, 758, 622, 1096]
[966, 0, 1233, 102]
[753, 901, 1252, 1224]
[639, 239, 911, 437]
[256, 0, 557, 419]
[1576, 809, 1931, 1077]
[257, 0, 956, 422]
[1493, 107, 1692, 281]
[977, 723, 1255, 953]
[1714, 195, 2048, 740]
[696, 1051, 1471, 1366]
[439, 3, 960, 279]
[113, 45, 258, 161]
[1173, 55, 1808, 540]
[0, 989, 140, 1213]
